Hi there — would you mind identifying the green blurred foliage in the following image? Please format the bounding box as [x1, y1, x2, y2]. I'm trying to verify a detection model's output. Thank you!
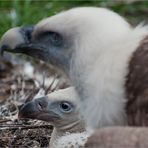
[0, 0, 148, 37]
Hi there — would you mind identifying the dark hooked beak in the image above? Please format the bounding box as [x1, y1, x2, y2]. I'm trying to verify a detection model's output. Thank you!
[0, 25, 50, 62]
[18, 97, 59, 122]
[0, 25, 34, 55]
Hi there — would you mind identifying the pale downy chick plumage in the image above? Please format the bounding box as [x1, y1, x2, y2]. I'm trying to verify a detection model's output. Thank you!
[18, 87, 87, 148]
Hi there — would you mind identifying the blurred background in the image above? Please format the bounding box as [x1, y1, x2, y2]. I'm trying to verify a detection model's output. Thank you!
[1, 0, 148, 37]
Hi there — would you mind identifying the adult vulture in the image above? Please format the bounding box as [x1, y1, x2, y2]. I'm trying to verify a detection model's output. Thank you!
[1, 7, 148, 129]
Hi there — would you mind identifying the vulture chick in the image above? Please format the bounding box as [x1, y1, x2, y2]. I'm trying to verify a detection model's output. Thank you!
[1, 7, 148, 129]
[19, 87, 87, 148]
[20, 87, 148, 148]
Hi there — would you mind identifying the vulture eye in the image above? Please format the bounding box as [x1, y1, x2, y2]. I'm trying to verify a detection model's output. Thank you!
[39, 31, 63, 46]
[50, 32, 63, 46]
[59, 101, 73, 113]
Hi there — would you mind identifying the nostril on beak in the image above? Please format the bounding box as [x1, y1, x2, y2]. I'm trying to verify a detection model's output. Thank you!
[36, 98, 48, 111]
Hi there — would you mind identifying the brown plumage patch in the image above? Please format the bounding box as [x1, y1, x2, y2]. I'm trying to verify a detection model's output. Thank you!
[126, 36, 148, 126]
[85, 127, 148, 148]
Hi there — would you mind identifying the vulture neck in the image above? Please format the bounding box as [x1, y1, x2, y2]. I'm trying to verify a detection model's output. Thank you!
[49, 120, 85, 148]
[70, 26, 148, 129]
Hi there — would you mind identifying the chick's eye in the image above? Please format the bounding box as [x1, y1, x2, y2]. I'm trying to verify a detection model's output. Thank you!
[60, 102, 72, 112]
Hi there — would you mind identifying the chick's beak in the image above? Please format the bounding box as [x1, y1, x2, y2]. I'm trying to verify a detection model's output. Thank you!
[18, 97, 59, 122]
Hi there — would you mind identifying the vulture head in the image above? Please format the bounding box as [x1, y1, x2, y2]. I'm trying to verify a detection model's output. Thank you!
[1, 7, 148, 129]
[0, 7, 130, 72]
[19, 87, 85, 147]
[19, 87, 84, 130]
